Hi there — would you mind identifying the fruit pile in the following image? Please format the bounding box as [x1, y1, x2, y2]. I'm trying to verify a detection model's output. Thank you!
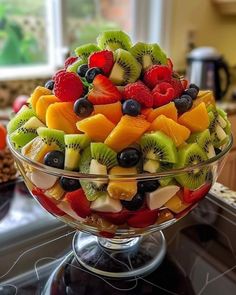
[7, 30, 231, 234]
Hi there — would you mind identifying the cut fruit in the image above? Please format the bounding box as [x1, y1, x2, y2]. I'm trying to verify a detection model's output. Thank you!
[183, 183, 211, 204]
[44, 181, 65, 200]
[175, 143, 208, 190]
[46, 102, 81, 134]
[93, 101, 122, 124]
[90, 193, 122, 213]
[156, 209, 174, 224]
[97, 210, 130, 225]
[141, 108, 153, 118]
[28, 170, 58, 190]
[67, 58, 84, 73]
[7, 106, 35, 134]
[64, 134, 90, 171]
[37, 127, 65, 151]
[74, 43, 100, 61]
[143, 159, 160, 173]
[91, 142, 117, 169]
[149, 115, 190, 146]
[208, 111, 228, 148]
[164, 192, 191, 214]
[65, 188, 91, 218]
[109, 49, 141, 85]
[97, 30, 132, 51]
[77, 114, 115, 142]
[147, 102, 178, 122]
[35, 95, 60, 123]
[193, 90, 215, 107]
[104, 115, 150, 152]
[127, 209, 159, 228]
[108, 166, 137, 200]
[28, 86, 51, 110]
[89, 159, 108, 188]
[178, 102, 209, 132]
[146, 185, 180, 210]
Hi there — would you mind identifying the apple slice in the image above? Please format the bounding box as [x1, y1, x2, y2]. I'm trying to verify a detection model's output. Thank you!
[29, 170, 58, 190]
[91, 193, 122, 213]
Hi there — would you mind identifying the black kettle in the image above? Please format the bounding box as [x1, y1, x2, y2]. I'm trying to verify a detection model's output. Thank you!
[187, 47, 230, 100]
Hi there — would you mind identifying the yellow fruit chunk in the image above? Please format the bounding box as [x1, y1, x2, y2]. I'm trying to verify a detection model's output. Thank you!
[105, 115, 150, 152]
[178, 102, 209, 132]
[29, 86, 51, 110]
[193, 90, 215, 107]
[45, 181, 65, 200]
[77, 114, 115, 142]
[147, 102, 178, 122]
[165, 193, 191, 214]
[94, 101, 122, 124]
[149, 115, 190, 146]
[36, 95, 60, 123]
[46, 102, 80, 134]
[108, 166, 137, 201]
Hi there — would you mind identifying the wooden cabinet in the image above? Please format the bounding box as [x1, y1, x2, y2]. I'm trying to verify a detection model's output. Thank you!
[212, 0, 236, 15]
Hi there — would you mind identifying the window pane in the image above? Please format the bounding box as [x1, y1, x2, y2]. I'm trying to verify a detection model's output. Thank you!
[0, 0, 47, 66]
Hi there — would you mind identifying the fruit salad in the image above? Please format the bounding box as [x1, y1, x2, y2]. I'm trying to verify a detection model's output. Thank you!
[7, 30, 231, 236]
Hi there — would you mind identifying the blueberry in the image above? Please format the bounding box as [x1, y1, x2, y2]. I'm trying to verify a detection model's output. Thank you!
[183, 88, 198, 100]
[44, 151, 65, 169]
[77, 64, 89, 77]
[189, 83, 200, 93]
[122, 99, 141, 116]
[174, 94, 193, 115]
[117, 148, 141, 168]
[85, 67, 103, 83]
[45, 80, 55, 90]
[121, 193, 145, 211]
[60, 177, 81, 192]
[74, 97, 94, 118]
[138, 180, 159, 193]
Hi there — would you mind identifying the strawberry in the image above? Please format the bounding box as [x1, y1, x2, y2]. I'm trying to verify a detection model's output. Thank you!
[170, 77, 184, 98]
[88, 50, 114, 76]
[127, 209, 159, 228]
[32, 188, 65, 216]
[123, 81, 153, 108]
[54, 70, 84, 102]
[97, 210, 130, 225]
[65, 188, 91, 218]
[143, 65, 172, 89]
[152, 82, 175, 107]
[64, 56, 78, 69]
[183, 183, 211, 204]
[88, 74, 122, 105]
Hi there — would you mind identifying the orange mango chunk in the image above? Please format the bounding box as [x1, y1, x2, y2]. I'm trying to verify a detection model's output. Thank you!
[77, 114, 115, 142]
[94, 101, 122, 124]
[178, 102, 209, 132]
[29, 86, 51, 110]
[147, 102, 178, 122]
[36, 95, 60, 123]
[193, 90, 216, 108]
[141, 108, 153, 118]
[149, 115, 190, 146]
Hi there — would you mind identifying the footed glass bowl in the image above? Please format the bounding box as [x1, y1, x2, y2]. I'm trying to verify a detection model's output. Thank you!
[8, 136, 233, 278]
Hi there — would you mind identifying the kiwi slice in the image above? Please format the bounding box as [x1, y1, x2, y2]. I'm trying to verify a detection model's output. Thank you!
[90, 143, 117, 169]
[7, 106, 35, 134]
[175, 143, 208, 190]
[97, 30, 132, 51]
[64, 134, 90, 171]
[129, 42, 167, 71]
[188, 129, 215, 159]
[74, 43, 100, 61]
[67, 58, 85, 73]
[208, 111, 228, 148]
[216, 107, 231, 135]
[109, 49, 141, 85]
[10, 116, 45, 149]
[37, 127, 65, 151]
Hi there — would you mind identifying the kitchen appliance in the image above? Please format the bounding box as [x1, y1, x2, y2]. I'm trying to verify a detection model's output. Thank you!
[187, 47, 230, 100]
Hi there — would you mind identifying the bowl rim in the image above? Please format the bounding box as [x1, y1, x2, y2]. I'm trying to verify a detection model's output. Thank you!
[7, 134, 233, 180]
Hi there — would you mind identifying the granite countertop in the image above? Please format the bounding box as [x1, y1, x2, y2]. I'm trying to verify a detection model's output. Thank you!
[211, 182, 236, 209]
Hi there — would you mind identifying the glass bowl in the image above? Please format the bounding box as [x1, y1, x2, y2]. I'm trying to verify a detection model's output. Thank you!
[7, 135, 233, 278]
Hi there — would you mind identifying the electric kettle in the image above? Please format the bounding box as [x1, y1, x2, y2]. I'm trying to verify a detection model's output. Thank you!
[187, 47, 230, 100]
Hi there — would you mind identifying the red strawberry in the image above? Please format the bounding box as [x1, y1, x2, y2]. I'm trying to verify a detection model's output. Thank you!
[183, 183, 211, 204]
[88, 50, 114, 76]
[143, 65, 172, 89]
[64, 56, 78, 69]
[54, 70, 84, 102]
[127, 209, 159, 228]
[65, 188, 91, 218]
[97, 210, 130, 225]
[170, 77, 184, 98]
[123, 81, 153, 108]
[32, 188, 65, 216]
[152, 82, 175, 107]
[167, 58, 174, 70]
[88, 74, 122, 105]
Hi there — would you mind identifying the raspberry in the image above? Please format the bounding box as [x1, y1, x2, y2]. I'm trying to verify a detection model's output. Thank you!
[143, 65, 172, 89]
[88, 50, 114, 75]
[170, 77, 184, 98]
[64, 56, 78, 69]
[152, 82, 175, 107]
[54, 70, 84, 102]
[123, 81, 153, 108]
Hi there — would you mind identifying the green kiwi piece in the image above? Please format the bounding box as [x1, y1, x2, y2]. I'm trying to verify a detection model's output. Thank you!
[7, 106, 35, 134]
[74, 43, 100, 61]
[109, 48, 141, 85]
[140, 131, 177, 164]
[37, 127, 65, 151]
[188, 129, 215, 159]
[175, 143, 208, 190]
[97, 30, 132, 51]
[216, 107, 231, 135]
[90, 143, 117, 169]
[64, 134, 91, 171]
[129, 42, 167, 71]
[79, 147, 106, 201]
[208, 111, 228, 148]
[67, 58, 85, 73]
[10, 116, 45, 149]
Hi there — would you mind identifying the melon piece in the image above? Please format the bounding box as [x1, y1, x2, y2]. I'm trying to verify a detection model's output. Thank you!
[77, 114, 115, 142]
[149, 115, 190, 146]
[178, 102, 209, 132]
[29, 86, 51, 110]
[46, 102, 80, 134]
[93, 101, 122, 124]
[36, 95, 60, 123]
[147, 102, 178, 122]
[104, 115, 150, 152]
[193, 90, 215, 107]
